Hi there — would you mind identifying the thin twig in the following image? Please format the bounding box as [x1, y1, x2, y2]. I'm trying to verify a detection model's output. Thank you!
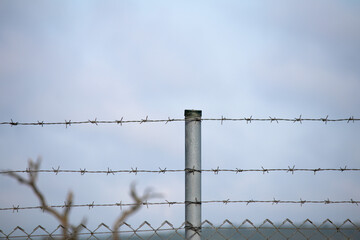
[6, 159, 82, 240]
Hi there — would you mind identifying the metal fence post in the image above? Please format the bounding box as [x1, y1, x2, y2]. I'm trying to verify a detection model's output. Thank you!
[185, 109, 202, 240]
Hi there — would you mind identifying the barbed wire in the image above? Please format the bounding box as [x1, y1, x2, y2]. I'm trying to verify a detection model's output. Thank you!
[1, 219, 359, 240]
[1, 166, 359, 175]
[1, 198, 359, 212]
[0, 116, 359, 127]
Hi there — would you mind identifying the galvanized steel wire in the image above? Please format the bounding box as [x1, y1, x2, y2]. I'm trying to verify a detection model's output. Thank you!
[2, 198, 360, 212]
[1, 116, 359, 127]
[1, 166, 359, 175]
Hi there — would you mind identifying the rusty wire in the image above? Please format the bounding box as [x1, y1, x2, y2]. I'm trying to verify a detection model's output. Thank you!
[0, 116, 359, 127]
[2, 198, 359, 212]
[1, 219, 359, 240]
[1, 166, 359, 175]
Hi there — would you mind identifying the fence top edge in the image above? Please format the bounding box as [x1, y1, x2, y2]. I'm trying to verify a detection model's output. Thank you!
[1, 218, 359, 236]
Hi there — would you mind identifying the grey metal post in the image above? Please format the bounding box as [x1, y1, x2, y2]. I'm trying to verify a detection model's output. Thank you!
[185, 109, 202, 240]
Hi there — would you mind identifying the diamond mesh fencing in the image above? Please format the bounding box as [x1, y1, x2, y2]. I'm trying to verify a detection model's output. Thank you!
[1, 219, 359, 240]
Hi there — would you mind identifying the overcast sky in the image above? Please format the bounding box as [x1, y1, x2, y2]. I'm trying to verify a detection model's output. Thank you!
[1, 0, 360, 234]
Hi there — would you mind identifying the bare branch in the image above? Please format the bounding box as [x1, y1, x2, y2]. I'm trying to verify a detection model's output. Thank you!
[6, 158, 80, 240]
[6, 159, 158, 240]
[112, 183, 160, 240]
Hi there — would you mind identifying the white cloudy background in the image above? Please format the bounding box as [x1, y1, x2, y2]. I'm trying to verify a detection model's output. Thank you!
[0, 0, 360, 233]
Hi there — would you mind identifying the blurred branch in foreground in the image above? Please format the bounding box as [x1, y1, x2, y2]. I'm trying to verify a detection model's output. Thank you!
[113, 184, 161, 240]
[7, 159, 82, 239]
[6, 158, 160, 240]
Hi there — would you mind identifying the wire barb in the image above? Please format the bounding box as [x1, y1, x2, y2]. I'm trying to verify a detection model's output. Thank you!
[88, 201, 95, 209]
[106, 168, 114, 175]
[10, 119, 18, 126]
[65, 120, 71, 128]
[88, 118, 98, 125]
[63, 201, 71, 208]
[313, 168, 321, 175]
[165, 200, 175, 207]
[116, 201, 122, 210]
[221, 116, 226, 125]
[223, 199, 230, 205]
[52, 166, 60, 175]
[130, 167, 138, 175]
[321, 115, 329, 124]
[116, 117, 124, 126]
[212, 167, 220, 175]
[269, 116, 279, 123]
[294, 115, 302, 124]
[185, 166, 200, 175]
[140, 116, 148, 124]
[165, 117, 174, 124]
[158, 168, 166, 174]
[245, 116, 252, 124]
[287, 165, 295, 174]
[351, 199, 358, 206]
[246, 200, 255, 205]
[142, 200, 149, 208]
[348, 116, 355, 123]
[12, 205, 19, 213]
[272, 198, 280, 205]
[261, 166, 269, 174]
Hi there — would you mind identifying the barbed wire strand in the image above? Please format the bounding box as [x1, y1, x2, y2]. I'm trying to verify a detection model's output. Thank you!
[1, 116, 359, 127]
[1, 166, 359, 175]
[2, 199, 359, 212]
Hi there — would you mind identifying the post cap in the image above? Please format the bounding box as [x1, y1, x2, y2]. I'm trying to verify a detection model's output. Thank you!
[184, 109, 202, 118]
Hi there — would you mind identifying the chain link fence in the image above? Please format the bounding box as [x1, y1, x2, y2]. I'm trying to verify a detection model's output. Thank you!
[1, 219, 359, 240]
